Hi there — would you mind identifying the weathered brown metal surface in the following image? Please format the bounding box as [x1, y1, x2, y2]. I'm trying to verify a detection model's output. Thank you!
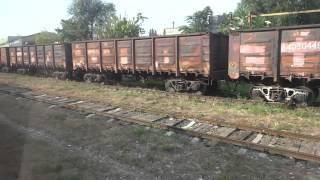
[53, 44, 68, 68]
[5, 44, 70, 70]
[281, 28, 320, 79]
[36, 46, 45, 66]
[235, 31, 275, 78]
[45, 45, 54, 68]
[101, 41, 115, 70]
[72, 43, 86, 70]
[16, 47, 23, 65]
[29, 46, 37, 65]
[9, 48, 17, 65]
[72, 33, 228, 79]
[179, 35, 207, 75]
[0, 48, 9, 65]
[154, 37, 176, 73]
[87, 42, 101, 70]
[117, 40, 133, 71]
[135, 39, 152, 71]
[229, 25, 320, 81]
[22, 47, 30, 65]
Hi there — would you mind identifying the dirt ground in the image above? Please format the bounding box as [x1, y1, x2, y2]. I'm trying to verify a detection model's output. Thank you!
[0, 85, 320, 180]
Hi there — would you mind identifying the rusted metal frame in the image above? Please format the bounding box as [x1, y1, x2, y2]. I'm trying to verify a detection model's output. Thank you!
[42, 46, 46, 69]
[257, 9, 320, 17]
[52, 44, 56, 70]
[208, 33, 213, 78]
[132, 39, 136, 74]
[72, 32, 209, 44]
[5, 48, 10, 66]
[203, 119, 320, 142]
[14, 47, 18, 66]
[114, 40, 118, 73]
[10, 89, 320, 163]
[273, 29, 282, 82]
[179, 128, 320, 163]
[74, 101, 320, 163]
[21, 46, 24, 67]
[84, 42, 88, 71]
[175, 36, 180, 77]
[99, 41, 103, 72]
[0, 48, 2, 65]
[240, 24, 320, 32]
[27, 46, 31, 66]
[34, 46, 38, 67]
[151, 37, 156, 75]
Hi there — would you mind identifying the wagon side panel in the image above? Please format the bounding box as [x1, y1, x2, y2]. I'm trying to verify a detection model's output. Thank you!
[101, 41, 115, 71]
[53, 44, 67, 70]
[155, 37, 176, 73]
[16, 47, 23, 66]
[280, 28, 320, 80]
[238, 31, 276, 79]
[135, 39, 152, 72]
[87, 42, 101, 71]
[179, 35, 208, 76]
[22, 47, 30, 66]
[29, 47, 37, 65]
[117, 40, 133, 72]
[72, 43, 86, 70]
[36, 46, 46, 67]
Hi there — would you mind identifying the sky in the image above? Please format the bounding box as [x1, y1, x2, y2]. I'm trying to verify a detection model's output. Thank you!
[0, 0, 240, 40]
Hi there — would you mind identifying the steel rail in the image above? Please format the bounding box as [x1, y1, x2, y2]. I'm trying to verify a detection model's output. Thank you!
[1, 88, 320, 163]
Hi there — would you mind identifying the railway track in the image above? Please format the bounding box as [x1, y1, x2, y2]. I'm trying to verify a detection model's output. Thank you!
[0, 86, 320, 163]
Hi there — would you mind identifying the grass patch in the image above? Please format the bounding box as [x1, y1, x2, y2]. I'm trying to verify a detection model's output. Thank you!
[132, 126, 147, 138]
[32, 161, 64, 174]
[159, 144, 178, 152]
[0, 73, 319, 136]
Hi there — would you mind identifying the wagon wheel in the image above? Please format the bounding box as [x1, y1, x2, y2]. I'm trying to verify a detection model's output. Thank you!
[249, 86, 265, 102]
[312, 87, 319, 99]
[195, 84, 208, 96]
[293, 86, 316, 107]
[165, 80, 175, 93]
[84, 75, 92, 83]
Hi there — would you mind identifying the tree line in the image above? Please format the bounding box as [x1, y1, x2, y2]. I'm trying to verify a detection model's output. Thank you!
[38, 0, 320, 44]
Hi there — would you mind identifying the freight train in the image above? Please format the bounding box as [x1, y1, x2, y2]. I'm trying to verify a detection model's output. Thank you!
[0, 24, 319, 106]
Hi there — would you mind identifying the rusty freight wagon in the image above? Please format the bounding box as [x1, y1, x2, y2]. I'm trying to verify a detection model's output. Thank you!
[7, 43, 72, 78]
[0, 47, 10, 71]
[229, 24, 320, 104]
[72, 33, 228, 93]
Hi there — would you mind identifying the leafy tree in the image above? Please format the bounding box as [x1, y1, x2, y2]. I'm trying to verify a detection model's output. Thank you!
[56, 19, 88, 42]
[97, 13, 147, 39]
[179, 6, 213, 33]
[220, 0, 320, 32]
[57, 0, 115, 41]
[35, 31, 61, 44]
[149, 28, 158, 36]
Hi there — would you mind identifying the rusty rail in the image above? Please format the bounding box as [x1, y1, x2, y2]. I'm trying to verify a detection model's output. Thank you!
[0, 87, 320, 163]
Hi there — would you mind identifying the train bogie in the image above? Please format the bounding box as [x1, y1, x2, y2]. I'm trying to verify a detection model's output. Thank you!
[229, 25, 320, 105]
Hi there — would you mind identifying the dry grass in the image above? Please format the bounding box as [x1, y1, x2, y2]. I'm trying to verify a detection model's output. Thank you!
[0, 73, 319, 136]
